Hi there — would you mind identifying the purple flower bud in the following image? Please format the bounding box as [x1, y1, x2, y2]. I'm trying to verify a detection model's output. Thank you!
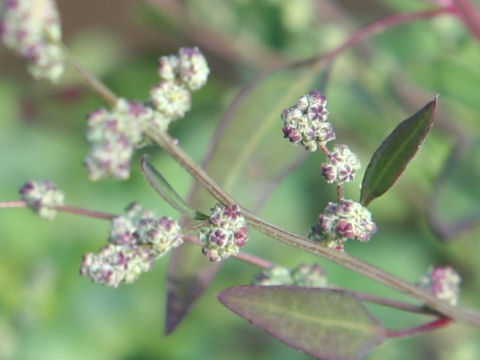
[417, 266, 461, 305]
[280, 91, 333, 151]
[199, 203, 248, 262]
[19, 179, 64, 220]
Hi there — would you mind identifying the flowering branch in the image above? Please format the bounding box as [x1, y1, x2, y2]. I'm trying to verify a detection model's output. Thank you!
[147, 127, 480, 327]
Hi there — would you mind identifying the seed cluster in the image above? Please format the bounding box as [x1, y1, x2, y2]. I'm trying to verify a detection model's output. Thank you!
[80, 203, 183, 287]
[253, 264, 328, 288]
[199, 204, 248, 262]
[309, 200, 377, 252]
[1, 0, 65, 82]
[19, 180, 64, 220]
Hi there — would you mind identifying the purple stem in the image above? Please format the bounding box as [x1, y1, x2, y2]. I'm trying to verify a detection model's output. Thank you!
[0, 201, 28, 208]
[0, 201, 115, 220]
[55, 205, 115, 220]
[293, 8, 450, 68]
[452, 0, 480, 41]
[386, 317, 451, 338]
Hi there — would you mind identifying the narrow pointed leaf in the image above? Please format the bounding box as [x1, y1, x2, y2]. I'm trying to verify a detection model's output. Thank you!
[218, 286, 387, 360]
[360, 97, 437, 206]
[166, 62, 330, 334]
[141, 155, 206, 219]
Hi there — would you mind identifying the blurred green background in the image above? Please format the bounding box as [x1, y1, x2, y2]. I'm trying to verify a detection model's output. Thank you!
[1, 0, 480, 359]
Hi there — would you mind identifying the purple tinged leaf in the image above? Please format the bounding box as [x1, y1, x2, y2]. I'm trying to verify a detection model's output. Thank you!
[166, 242, 222, 334]
[360, 97, 437, 206]
[218, 286, 387, 360]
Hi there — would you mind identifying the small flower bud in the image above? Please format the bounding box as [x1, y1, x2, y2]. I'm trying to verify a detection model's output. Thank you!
[1, 0, 65, 82]
[80, 243, 154, 288]
[177, 47, 210, 91]
[281, 91, 335, 152]
[253, 266, 294, 286]
[84, 99, 154, 181]
[199, 204, 248, 262]
[417, 266, 461, 306]
[19, 179, 64, 220]
[157, 55, 179, 81]
[109, 202, 155, 245]
[309, 200, 376, 251]
[320, 144, 361, 184]
[133, 216, 183, 258]
[150, 81, 191, 120]
[253, 263, 328, 288]
[81, 203, 184, 287]
[157, 47, 209, 91]
[291, 264, 328, 288]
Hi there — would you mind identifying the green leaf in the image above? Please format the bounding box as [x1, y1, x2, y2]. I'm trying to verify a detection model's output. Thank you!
[218, 286, 387, 360]
[360, 98, 437, 206]
[140, 155, 207, 220]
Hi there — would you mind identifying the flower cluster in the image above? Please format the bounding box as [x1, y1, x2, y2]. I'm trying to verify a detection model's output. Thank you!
[19, 180, 64, 220]
[80, 202, 183, 287]
[84, 99, 155, 181]
[151, 47, 209, 120]
[417, 266, 461, 306]
[281, 90, 335, 152]
[309, 200, 376, 251]
[85, 47, 209, 181]
[321, 144, 361, 185]
[199, 204, 248, 262]
[253, 264, 328, 288]
[0, 0, 65, 82]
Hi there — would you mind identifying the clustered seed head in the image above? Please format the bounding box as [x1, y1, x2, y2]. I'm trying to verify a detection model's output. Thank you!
[253, 266, 294, 286]
[291, 264, 328, 288]
[80, 243, 153, 288]
[150, 81, 191, 120]
[150, 47, 209, 120]
[309, 200, 376, 251]
[0, 0, 64, 82]
[108, 202, 155, 245]
[133, 216, 183, 257]
[321, 144, 361, 184]
[281, 90, 335, 152]
[417, 266, 461, 306]
[199, 204, 248, 262]
[84, 98, 155, 181]
[253, 264, 328, 288]
[157, 47, 209, 91]
[19, 179, 64, 220]
[84, 47, 209, 181]
[80, 202, 183, 287]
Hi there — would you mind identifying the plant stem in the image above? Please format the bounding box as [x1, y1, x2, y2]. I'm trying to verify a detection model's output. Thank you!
[150, 128, 480, 327]
[183, 234, 275, 269]
[386, 317, 451, 338]
[452, 0, 480, 41]
[293, 8, 450, 68]
[330, 287, 439, 316]
[55, 205, 115, 220]
[0, 201, 115, 220]
[0, 200, 28, 208]
[64, 47, 119, 107]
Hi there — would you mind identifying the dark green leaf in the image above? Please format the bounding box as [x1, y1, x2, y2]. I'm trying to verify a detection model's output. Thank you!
[218, 286, 387, 360]
[360, 98, 437, 206]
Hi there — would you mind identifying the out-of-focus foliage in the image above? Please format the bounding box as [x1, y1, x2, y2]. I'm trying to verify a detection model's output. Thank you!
[0, 0, 480, 359]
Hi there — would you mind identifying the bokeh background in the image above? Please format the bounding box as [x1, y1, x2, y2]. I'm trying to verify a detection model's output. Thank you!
[1, 0, 480, 359]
